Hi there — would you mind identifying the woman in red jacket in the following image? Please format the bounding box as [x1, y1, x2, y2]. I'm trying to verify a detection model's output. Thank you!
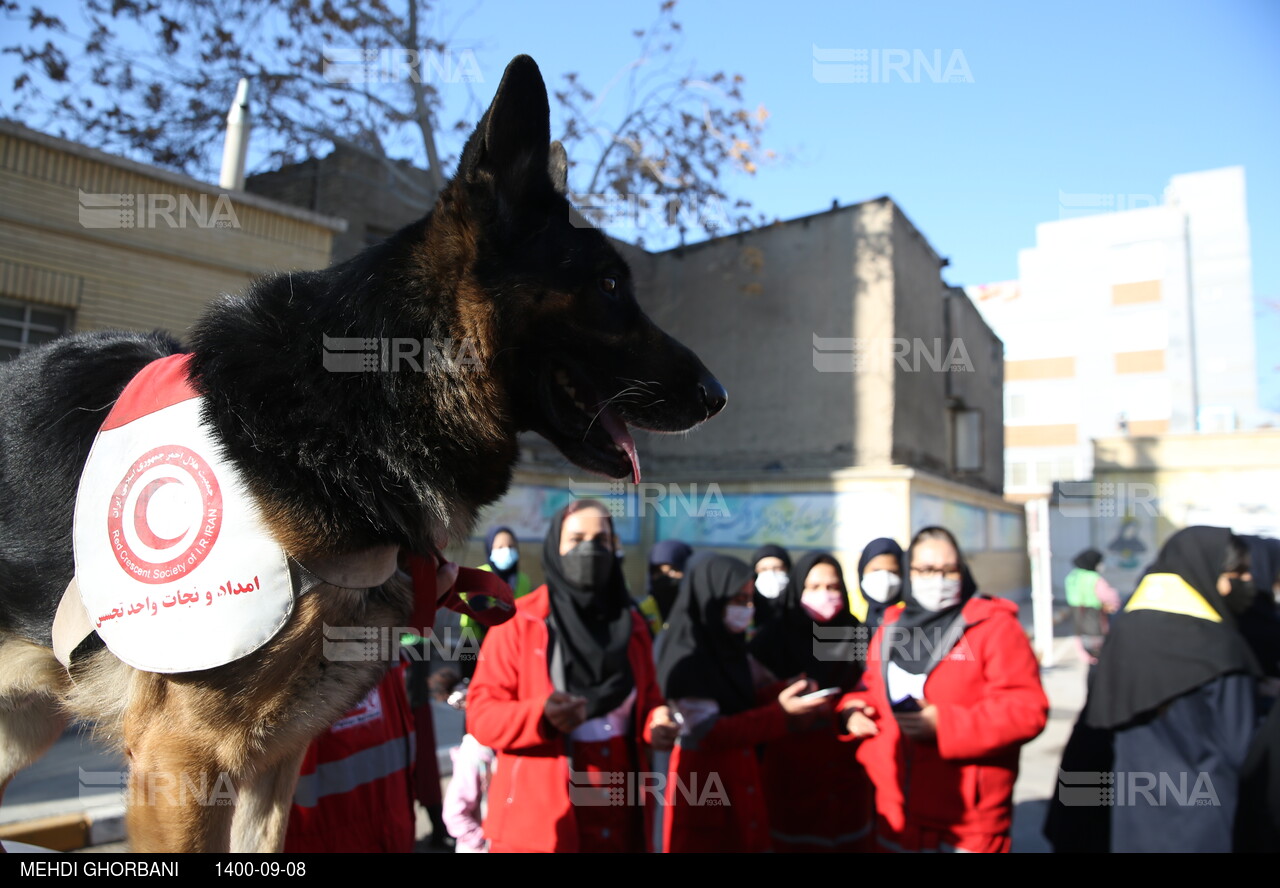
[656, 554, 831, 853]
[841, 526, 1048, 853]
[753, 551, 875, 852]
[466, 500, 676, 853]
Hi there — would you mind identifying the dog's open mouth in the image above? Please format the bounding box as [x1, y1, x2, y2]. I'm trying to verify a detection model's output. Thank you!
[540, 360, 641, 483]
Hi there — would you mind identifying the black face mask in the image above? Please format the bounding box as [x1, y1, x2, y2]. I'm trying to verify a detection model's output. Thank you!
[562, 540, 615, 590]
[1226, 578, 1258, 616]
[650, 573, 681, 616]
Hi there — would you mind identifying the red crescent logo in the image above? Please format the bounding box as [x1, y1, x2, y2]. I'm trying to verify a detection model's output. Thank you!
[106, 445, 223, 584]
[132, 477, 189, 549]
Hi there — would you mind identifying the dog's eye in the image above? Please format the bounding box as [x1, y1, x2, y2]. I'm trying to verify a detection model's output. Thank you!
[599, 277, 618, 297]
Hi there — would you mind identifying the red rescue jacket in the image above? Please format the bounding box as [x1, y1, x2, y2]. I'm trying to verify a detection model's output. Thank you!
[760, 716, 875, 852]
[466, 585, 665, 853]
[284, 664, 416, 853]
[663, 698, 789, 853]
[847, 596, 1048, 838]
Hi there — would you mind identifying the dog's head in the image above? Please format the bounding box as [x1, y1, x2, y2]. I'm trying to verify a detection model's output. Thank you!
[434, 55, 726, 483]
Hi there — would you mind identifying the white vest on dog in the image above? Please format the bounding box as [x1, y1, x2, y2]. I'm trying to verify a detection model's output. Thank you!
[71, 355, 295, 674]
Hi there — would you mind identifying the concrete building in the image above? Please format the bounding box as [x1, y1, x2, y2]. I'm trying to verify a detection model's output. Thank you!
[0, 121, 344, 357]
[245, 146, 1031, 600]
[967, 167, 1260, 501]
[246, 145, 435, 264]
[456, 198, 1029, 605]
[2, 120, 1028, 607]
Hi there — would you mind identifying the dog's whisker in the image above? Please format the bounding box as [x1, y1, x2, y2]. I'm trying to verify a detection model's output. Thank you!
[582, 385, 649, 440]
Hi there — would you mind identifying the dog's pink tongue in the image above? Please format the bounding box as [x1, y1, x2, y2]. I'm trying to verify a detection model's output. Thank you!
[599, 407, 641, 484]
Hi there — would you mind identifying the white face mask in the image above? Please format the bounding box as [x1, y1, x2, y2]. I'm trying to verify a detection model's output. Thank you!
[755, 570, 788, 599]
[911, 575, 964, 612]
[489, 546, 518, 571]
[723, 603, 754, 634]
[861, 570, 902, 604]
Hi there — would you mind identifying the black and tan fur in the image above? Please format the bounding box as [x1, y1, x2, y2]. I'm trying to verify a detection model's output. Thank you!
[0, 55, 725, 851]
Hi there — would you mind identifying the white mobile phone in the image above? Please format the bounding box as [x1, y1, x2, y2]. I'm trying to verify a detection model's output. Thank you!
[799, 687, 841, 701]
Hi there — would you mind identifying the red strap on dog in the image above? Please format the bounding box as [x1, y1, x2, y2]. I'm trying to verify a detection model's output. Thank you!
[406, 554, 516, 632]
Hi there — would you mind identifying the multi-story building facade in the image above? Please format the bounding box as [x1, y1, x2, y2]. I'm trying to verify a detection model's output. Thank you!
[969, 166, 1259, 500]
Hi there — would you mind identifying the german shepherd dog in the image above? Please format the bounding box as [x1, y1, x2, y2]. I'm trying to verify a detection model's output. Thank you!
[0, 55, 725, 851]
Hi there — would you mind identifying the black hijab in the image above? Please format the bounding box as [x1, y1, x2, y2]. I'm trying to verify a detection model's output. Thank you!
[1235, 685, 1280, 851]
[1237, 536, 1280, 677]
[750, 543, 791, 640]
[1086, 526, 1261, 731]
[484, 524, 519, 587]
[655, 555, 756, 716]
[750, 544, 791, 572]
[1072, 548, 1103, 572]
[749, 550, 863, 691]
[857, 537, 905, 634]
[648, 539, 694, 622]
[542, 502, 635, 719]
[890, 528, 979, 675]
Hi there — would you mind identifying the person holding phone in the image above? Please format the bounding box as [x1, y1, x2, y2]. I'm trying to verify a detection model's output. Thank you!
[466, 500, 676, 853]
[656, 554, 831, 853]
[840, 526, 1047, 853]
[752, 551, 875, 852]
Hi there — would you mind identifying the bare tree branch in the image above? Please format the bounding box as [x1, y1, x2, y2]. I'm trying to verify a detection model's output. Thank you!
[2, 0, 773, 243]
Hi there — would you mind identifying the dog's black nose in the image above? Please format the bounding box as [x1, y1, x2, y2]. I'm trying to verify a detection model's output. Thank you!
[698, 373, 728, 419]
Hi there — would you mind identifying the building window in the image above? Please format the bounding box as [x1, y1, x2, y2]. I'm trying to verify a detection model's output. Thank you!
[1198, 405, 1237, 433]
[1007, 461, 1028, 488]
[0, 297, 72, 361]
[1033, 460, 1053, 485]
[1111, 280, 1161, 305]
[952, 408, 983, 472]
[1006, 392, 1027, 421]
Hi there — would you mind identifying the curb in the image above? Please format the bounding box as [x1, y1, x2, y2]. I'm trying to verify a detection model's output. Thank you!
[0, 805, 125, 852]
[0, 746, 456, 852]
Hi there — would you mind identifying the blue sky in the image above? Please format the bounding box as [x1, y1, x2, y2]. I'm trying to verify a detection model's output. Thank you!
[7, 0, 1279, 408]
[436, 0, 1280, 411]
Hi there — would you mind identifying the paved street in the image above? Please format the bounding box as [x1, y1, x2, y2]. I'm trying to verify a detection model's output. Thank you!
[2, 637, 1086, 853]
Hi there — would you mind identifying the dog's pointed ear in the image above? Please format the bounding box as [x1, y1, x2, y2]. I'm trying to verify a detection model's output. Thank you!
[548, 141, 568, 195]
[458, 55, 552, 201]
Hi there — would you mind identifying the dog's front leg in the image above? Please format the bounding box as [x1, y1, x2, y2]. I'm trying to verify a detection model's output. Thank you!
[0, 639, 73, 853]
[229, 746, 309, 853]
[124, 723, 236, 852]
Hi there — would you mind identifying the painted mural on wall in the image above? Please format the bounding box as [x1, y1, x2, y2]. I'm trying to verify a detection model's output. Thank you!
[1104, 517, 1150, 570]
[655, 492, 839, 550]
[987, 510, 1025, 551]
[471, 485, 642, 546]
[911, 494, 989, 553]
[1092, 512, 1158, 599]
